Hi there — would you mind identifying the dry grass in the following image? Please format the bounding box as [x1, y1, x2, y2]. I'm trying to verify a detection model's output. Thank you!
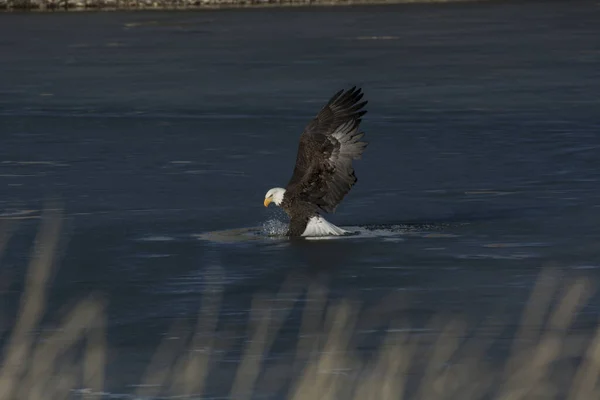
[1, 210, 600, 399]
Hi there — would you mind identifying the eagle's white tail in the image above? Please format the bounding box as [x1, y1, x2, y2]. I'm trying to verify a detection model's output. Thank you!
[301, 215, 348, 237]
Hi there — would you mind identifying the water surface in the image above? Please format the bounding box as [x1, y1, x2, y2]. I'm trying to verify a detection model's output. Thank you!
[1, 1, 600, 397]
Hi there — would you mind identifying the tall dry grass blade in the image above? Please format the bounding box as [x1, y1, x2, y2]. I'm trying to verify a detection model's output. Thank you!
[264, 274, 306, 345]
[252, 275, 307, 394]
[177, 265, 224, 397]
[416, 318, 467, 400]
[352, 322, 416, 400]
[503, 269, 559, 377]
[19, 296, 105, 400]
[0, 208, 63, 400]
[567, 317, 600, 400]
[83, 296, 107, 400]
[137, 320, 192, 398]
[44, 351, 79, 400]
[378, 329, 415, 400]
[356, 291, 409, 332]
[229, 294, 272, 400]
[293, 282, 329, 377]
[447, 314, 508, 400]
[289, 300, 357, 400]
[0, 220, 14, 334]
[495, 278, 592, 400]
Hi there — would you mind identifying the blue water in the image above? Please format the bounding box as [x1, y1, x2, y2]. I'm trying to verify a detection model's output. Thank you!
[1, 1, 600, 397]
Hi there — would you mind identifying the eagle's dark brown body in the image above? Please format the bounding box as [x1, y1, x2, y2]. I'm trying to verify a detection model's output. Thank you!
[279, 87, 368, 236]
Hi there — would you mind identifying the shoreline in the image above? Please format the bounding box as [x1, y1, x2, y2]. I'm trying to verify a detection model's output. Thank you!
[0, 0, 488, 13]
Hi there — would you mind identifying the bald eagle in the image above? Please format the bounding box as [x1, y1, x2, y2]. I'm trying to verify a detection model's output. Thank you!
[263, 86, 368, 237]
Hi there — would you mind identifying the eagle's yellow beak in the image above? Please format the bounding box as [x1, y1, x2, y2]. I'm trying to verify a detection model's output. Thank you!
[264, 197, 272, 207]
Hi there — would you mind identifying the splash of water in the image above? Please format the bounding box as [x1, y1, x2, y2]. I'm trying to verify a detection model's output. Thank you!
[261, 219, 288, 237]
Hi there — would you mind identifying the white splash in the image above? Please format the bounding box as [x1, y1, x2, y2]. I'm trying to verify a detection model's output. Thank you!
[261, 219, 288, 236]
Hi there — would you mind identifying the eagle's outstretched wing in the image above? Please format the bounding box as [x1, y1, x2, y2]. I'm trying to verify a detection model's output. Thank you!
[285, 86, 368, 213]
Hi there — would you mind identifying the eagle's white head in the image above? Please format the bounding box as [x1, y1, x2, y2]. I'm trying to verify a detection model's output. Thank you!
[264, 187, 286, 207]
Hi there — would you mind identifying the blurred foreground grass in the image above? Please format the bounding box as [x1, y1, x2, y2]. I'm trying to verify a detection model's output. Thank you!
[1, 209, 600, 399]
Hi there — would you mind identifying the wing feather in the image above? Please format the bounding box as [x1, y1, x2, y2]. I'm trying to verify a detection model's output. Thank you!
[284, 87, 368, 213]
